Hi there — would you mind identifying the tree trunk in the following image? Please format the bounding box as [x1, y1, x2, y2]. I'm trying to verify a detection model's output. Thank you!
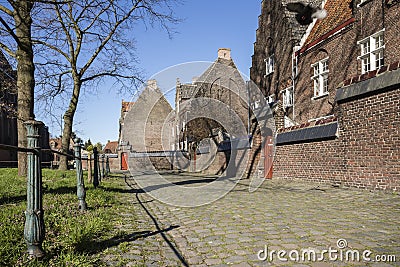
[14, 1, 35, 176]
[59, 80, 81, 170]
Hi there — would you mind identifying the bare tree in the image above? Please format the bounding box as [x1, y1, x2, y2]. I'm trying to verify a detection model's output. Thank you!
[0, 0, 35, 176]
[34, 0, 180, 170]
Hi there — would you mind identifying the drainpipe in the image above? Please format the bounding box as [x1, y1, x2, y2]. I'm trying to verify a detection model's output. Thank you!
[291, 45, 299, 122]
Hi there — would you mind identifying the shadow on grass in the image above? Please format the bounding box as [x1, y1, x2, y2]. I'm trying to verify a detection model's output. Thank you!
[1, 186, 84, 205]
[75, 225, 180, 254]
[0, 194, 26, 205]
[44, 186, 77, 195]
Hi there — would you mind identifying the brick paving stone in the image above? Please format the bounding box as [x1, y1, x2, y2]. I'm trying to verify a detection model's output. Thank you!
[224, 255, 248, 264]
[187, 256, 204, 265]
[230, 263, 253, 267]
[204, 258, 223, 265]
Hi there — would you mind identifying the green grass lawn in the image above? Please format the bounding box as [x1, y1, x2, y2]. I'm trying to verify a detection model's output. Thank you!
[0, 168, 137, 266]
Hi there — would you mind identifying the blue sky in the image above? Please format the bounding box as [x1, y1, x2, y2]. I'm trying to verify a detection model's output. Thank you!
[40, 1, 262, 145]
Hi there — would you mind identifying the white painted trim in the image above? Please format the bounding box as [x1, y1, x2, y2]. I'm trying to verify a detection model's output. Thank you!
[310, 57, 329, 67]
[308, 114, 334, 122]
[311, 92, 329, 100]
[357, 28, 385, 44]
[357, 0, 373, 8]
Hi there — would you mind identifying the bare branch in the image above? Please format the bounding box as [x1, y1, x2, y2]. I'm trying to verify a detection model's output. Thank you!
[34, 1, 72, 4]
[81, 72, 142, 83]
[54, 3, 75, 65]
[0, 41, 16, 58]
[80, 0, 144, 76]
[0, 4, 13, 16]
[81, 1, 112, 33]
[33, 39, 70, 60]
[0, 16, 19, 44]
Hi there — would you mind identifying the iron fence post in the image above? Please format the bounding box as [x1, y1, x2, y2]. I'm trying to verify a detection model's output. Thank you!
[93, 147, 99, 188]
[105, 155, 110, 177]
[24, 120, 45, 258]
[97, 153, 101, 183]
[101, 154, 105, 179]
[74, 138, 87, 211]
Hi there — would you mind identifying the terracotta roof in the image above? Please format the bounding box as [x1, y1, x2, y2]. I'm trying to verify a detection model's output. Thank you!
[121, 101, 134, 113]
[104, 141, 118, 154]
[302, 0, 353, 48]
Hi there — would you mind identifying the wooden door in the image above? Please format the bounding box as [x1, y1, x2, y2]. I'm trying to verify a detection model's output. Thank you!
[121, 152, 128, 170]
[264, 136, 273, 179]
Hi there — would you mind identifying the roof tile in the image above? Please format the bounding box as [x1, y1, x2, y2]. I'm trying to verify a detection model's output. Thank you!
[303, 0, 353, 47]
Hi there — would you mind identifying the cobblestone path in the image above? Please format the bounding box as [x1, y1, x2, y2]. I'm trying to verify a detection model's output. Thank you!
[117, 173, 400, 266]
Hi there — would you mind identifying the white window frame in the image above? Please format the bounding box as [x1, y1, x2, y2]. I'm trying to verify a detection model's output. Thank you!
[358, 29, 385, 74]
[281, 87, 293, 108]
[252, 99, 261, 110]
[357, 0, 372, 7]
[267, 94, 275, 104]
[311, 57, 329, 99]
[264, 55, 274, 76]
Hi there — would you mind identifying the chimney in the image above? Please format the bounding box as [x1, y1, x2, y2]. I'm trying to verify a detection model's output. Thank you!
[147, 79, 158, 90]
[218, 48, 231, 60]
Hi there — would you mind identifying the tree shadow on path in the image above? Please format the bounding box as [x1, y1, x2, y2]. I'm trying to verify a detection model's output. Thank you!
[75, 225, 180, 254]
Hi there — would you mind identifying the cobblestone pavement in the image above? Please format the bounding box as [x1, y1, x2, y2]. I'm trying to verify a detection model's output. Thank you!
[98, 182, 184, 266]
[122, 173, 400, 266]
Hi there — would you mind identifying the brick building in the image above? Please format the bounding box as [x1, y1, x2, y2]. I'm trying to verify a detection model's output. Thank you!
[0, 52, 17, 166]
[120, 79, 173, 152]
[175, 48, 250, 174]
[49, 137, 73, 168]
[119, 80, 174, 170]
[251, 0, 400, 190]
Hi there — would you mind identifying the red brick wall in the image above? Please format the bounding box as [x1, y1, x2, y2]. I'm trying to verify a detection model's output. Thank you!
[274, 139, 344, 183]
[339, 88, 400, 190]
[273, 86, 400, 191]
[384, 1, 400, 65]
[295, 24, 358, 124]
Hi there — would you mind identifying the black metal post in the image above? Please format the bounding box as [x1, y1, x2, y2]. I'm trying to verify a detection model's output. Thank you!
[74, 138, 87, 211]
[97, 153, 101, 183]
[24, 120, 45, 258]
[105, 155, 110, 177]
[101, 154, 105, 179]
[93, 147, 99, 188]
